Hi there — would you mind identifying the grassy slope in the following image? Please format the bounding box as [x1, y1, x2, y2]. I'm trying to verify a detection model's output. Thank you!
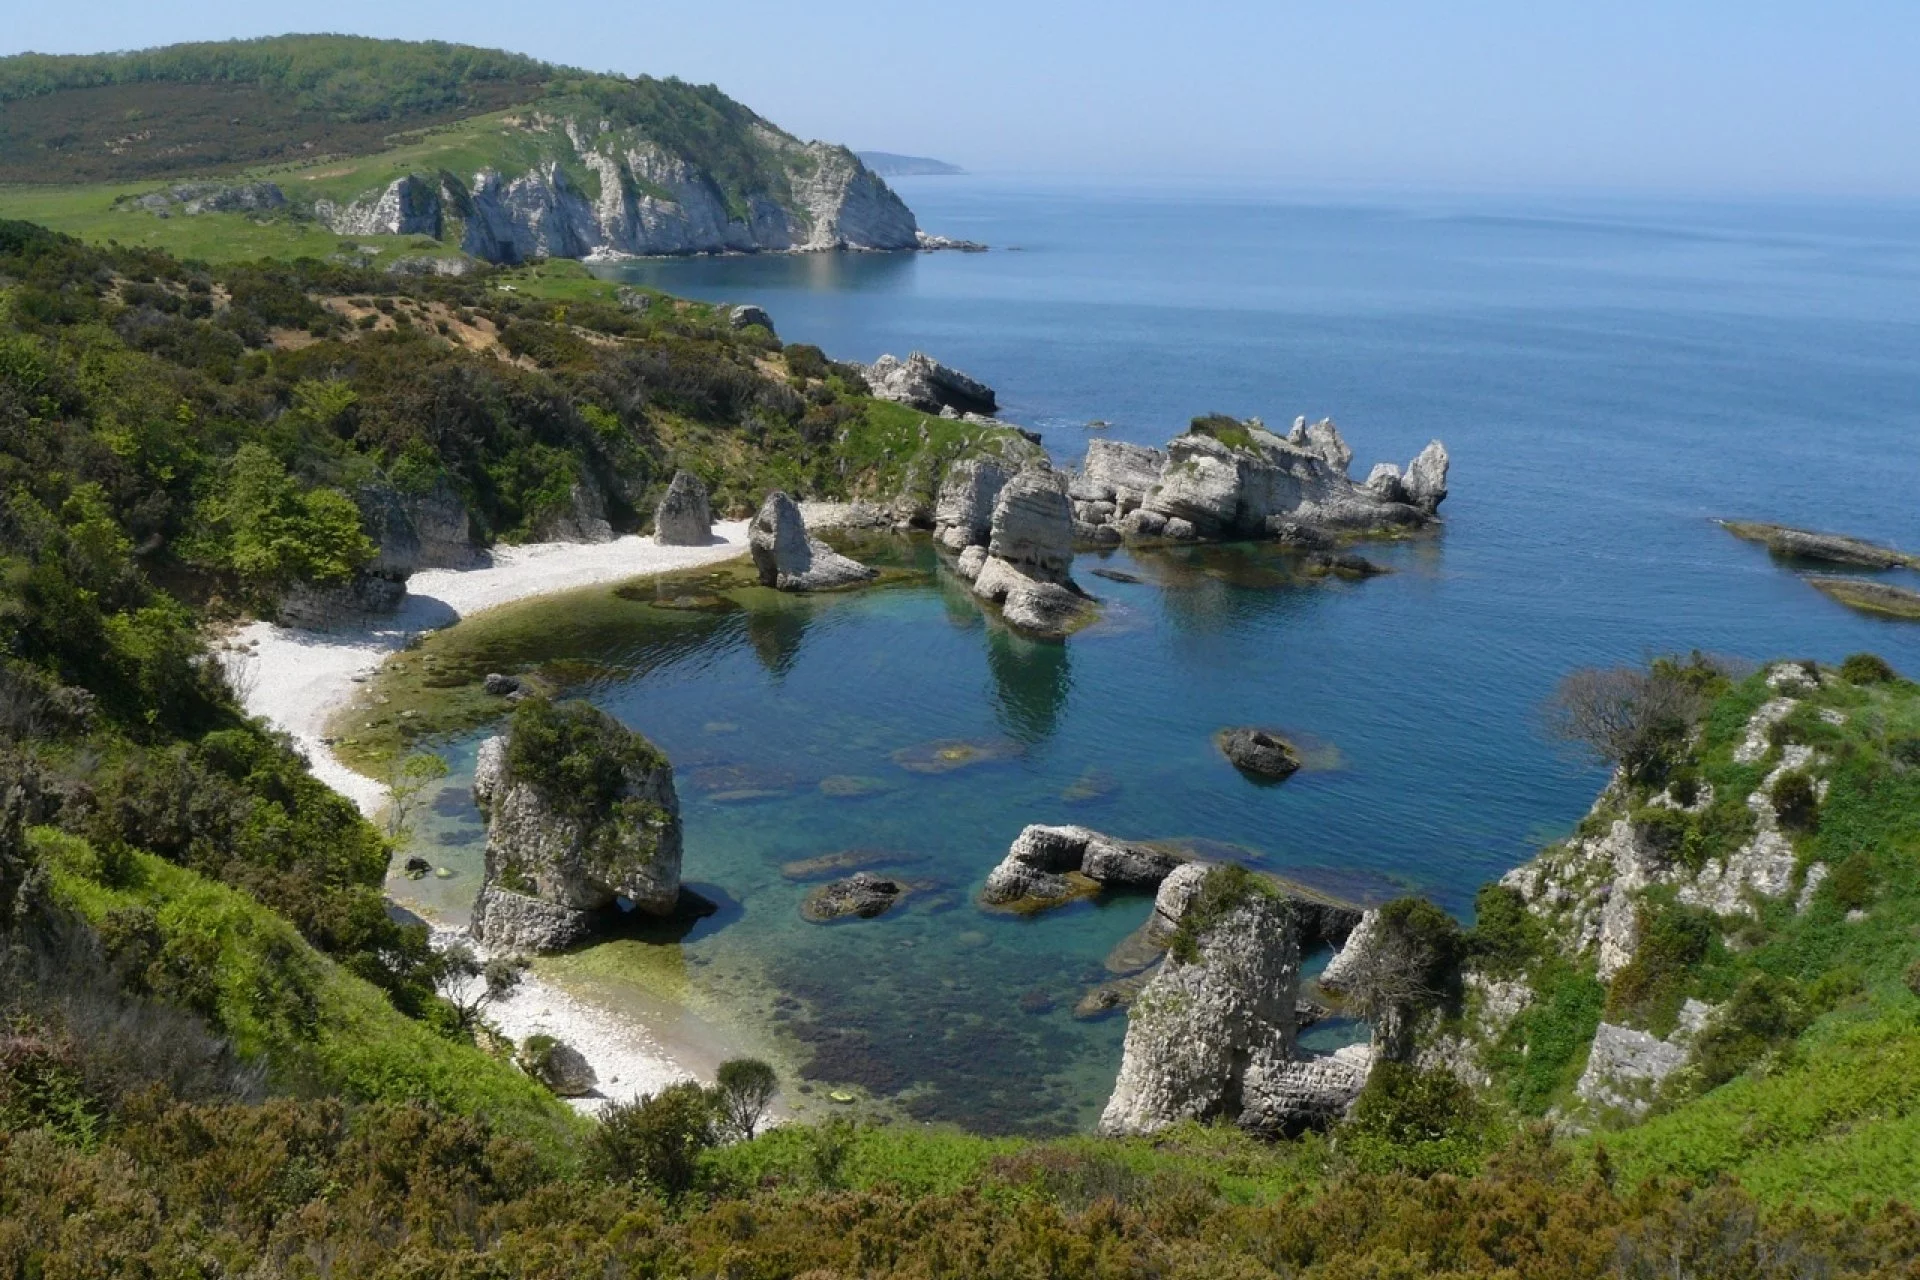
[30, 826, 584, 1162]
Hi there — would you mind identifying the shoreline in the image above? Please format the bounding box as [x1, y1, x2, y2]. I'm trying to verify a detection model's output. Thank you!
[223, 522, 755, 1111]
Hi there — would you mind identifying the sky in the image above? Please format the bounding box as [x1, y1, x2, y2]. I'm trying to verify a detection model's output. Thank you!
[6, 1, 1919, 198]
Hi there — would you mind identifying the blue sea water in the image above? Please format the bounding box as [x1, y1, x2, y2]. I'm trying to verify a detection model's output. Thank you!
[435, 181, 1920, 1133]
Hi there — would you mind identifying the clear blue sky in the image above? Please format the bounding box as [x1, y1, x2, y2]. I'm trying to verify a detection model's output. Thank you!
[8, 1, 1918, 197]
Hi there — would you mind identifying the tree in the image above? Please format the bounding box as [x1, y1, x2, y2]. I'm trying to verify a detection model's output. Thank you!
[1328, 897, 1463, 1060]
[385, 751, 450, 841]
[714, 1057, 777, 1140]
[432, 939, 524, 1034]
[1546, 664, 1704, 785]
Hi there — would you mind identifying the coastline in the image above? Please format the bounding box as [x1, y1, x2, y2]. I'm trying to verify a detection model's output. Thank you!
[223, 522, 755, 1111]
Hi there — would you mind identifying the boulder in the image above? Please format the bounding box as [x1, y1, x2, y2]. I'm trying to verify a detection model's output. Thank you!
[864, 352, 998, 416]
[1069, 440, 1164, 511]
[653, 470, 713, 546]
[729, 304, 775, 334]
[533, 477, 614, 543]
[520, 1036, 599, 1096]
[1403, 440, 1450, 514]
[469, 703, 682, 952]
[981, 824, 1186, 911]
[1216, 727, 1302, 779]
[483, 673, 520, 696]
[932, 457, 1010, 551]
[801, 871, 908, 922]
[277, 570, 407, 630]
[748, 491, 877, 591]
[1364, 463, 1409, 504]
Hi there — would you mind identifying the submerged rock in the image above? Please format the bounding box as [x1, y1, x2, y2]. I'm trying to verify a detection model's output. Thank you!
[469, 701, 682, 953]
[653, 470, 713, 546]
[802, 871, 908, 922]
[749, 491, 877, 591]
[1216, 727, 1302, 779]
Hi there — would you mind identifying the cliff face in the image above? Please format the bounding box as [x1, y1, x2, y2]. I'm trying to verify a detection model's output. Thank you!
[316, 113, 919, 263]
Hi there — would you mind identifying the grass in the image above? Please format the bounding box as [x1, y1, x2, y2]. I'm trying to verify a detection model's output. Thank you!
[30, 826, 584, 1162]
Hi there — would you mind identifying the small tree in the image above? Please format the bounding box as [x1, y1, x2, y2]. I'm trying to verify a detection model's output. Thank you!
[714, 1057, 778, 1140]
[433, 940, 524, 1034]
[385, 751, 450, 841]
[1331, 897, 1463, 1060]
[1547, 664, 1704, 785]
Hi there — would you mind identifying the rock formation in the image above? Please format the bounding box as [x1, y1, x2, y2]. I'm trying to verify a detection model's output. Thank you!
[728, 304, 775, 334]
[950, 465, 1097, 638]
[1719, 520, 1917, 570]
[520, 1036, 599, 1096]
[469, 701, 683, 953]
[801, 871, 908, 922]
[863, 352, 998, 417]
[1068, 417, 1449, 545]
[980, 825, 1184, 911]
[932, 457, 1010, 551]
[748, 492, 877, 591]
[315, 130, 918, 264]
[1573, 1000, 1714, 1118]
[1098, 864, 1373, 1137]
[532, 477, 615, 544]
[1216, 727, 1302, 779]
[653, 470, 713, 546]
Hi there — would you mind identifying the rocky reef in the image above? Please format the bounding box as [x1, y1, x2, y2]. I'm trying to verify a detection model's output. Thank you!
[653, 470, 713, 546]
[1216, 727, 1302, 780]
[469, 698, 683, 953]
[943, 463, 1098, 638]
[1719, 520, 1917, 569]
[748, 492, 877, 591]
[1098, 864, 1374, 1137]
[1065, 416, 1448, 545]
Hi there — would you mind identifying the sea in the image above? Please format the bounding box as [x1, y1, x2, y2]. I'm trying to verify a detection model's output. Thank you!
[414, 178, 1920, 1134]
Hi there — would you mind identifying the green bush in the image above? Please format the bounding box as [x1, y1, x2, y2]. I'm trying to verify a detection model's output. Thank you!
[1167, 863, 1274, 964]
[589, 1081, 718, 1196]
[1825, 850, 1876, 912]
[1690, 974, 1812, 1091]
[1342, 1061, 1491, 1177]
[1840, 652, 1900, 684]
[1466, 883, 1543, 977]
[1771, 769, 1820, 832]
[1605, 901, 1713, 1032]
[502, 697, 667, 823]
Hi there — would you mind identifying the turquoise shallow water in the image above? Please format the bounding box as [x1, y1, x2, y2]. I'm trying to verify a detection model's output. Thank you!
[434, 183, 1920, 1133]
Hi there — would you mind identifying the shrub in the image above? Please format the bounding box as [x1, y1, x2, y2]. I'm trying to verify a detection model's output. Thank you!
[1825, 850, 1876, 913]
[1466, 883, 1543, 977]
[1690, 974, 1810, 1091]
[782, 342, 830, 383]
[589, 1081, 718, 1196]
[1630, 805, 1692, 858]
[1771, 769, 1820, 831]
[504, 697, 666, 822]
[1840, 652, 1899, 684]
[1167, 863, 1274, 964]
[1343, 1062, 1490, 1177]
[1605, 902, 1713, 1031]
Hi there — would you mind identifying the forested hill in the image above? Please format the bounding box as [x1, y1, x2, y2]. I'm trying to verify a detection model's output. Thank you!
[0, 36, 558, 182]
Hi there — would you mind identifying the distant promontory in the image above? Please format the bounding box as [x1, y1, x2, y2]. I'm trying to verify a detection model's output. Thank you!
[857, 151, 967, 177]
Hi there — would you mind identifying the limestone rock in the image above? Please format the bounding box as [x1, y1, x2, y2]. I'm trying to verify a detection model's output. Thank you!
[932, 457, 1010, 551]
[277, 570, 406, 629]
[1403, 440, 1450, 514]
[1364, 463, 1409, 504]
[1720, 521, 1916, 569]
[653, 470, 713, 546]
[533, 477, 614, 543]
[1070, 440, 1164, 512]
[1241, 1044, 1374, 1136]
[1574, 1004, 1712, 1119]
[728, 304, 775, 333]
[749, 491, 877, 591]
[1216, 727, 1302, 779]
[864, 352, 998, 416]
[955, 544, 988, 582]
[801, 871, 907, 922]
[985, 467, 1074, 581]
[981, 824, 1182, 910]
[469, 703, 683, 953]
[1098, 866, 1302, 1136]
